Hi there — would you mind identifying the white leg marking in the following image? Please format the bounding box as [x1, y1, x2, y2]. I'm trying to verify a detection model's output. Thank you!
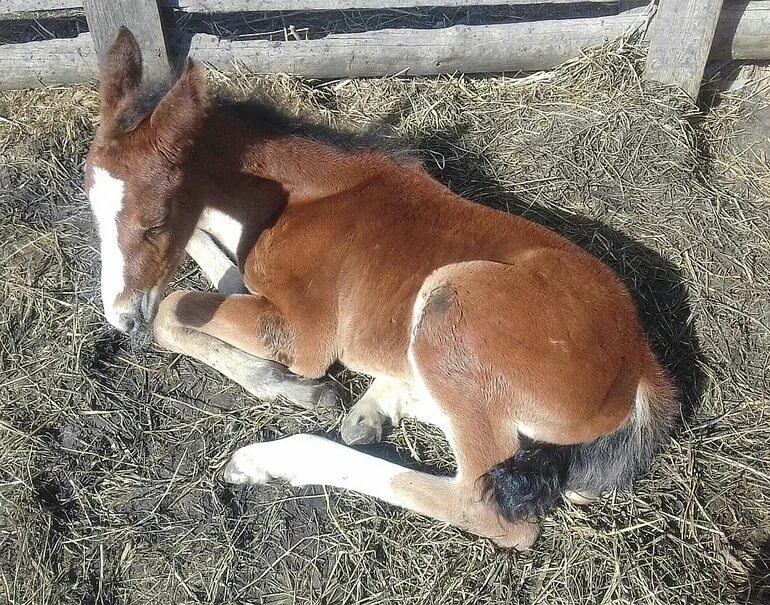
[223, 434, 410, 503]
[196, 207, 244, 260]
[340, 373, 453, 445]
[88, 166, 127, 330]
[185, 229, 246, 295]
[360, 377, 410, 421]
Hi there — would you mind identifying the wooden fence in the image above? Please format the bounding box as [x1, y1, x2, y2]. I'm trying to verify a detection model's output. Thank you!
[1, 0, 769, 98]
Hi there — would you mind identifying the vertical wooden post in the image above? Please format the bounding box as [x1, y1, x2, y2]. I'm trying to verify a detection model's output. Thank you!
[644, 0, 725, 100]
[83, 0, 170, 84]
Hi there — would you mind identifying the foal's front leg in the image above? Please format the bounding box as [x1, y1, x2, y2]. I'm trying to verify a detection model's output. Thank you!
[154, 291, 339, 409]
[185, 228, 247, 295]
[340, 377, 410, 444]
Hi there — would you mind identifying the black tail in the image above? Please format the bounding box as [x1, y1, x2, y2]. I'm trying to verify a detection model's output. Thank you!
[481, 372, 677, 522]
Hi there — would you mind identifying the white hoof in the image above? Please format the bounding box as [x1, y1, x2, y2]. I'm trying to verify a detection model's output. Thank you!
[222, 445, 273, 485]
[564, 489, 600, 505]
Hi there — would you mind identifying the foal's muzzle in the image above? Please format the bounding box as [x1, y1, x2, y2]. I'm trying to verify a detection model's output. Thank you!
[105, 286, 162, 333]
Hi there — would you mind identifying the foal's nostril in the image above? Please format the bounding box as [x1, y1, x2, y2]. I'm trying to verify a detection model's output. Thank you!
[118, 313, 136, 333]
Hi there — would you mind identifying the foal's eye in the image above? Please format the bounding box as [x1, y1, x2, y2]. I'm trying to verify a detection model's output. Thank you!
[142, 208, 171, 241]
[142, 224, 167, 241]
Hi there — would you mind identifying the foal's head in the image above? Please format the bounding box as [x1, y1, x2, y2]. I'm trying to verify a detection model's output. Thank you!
[85, 28, 208, 332]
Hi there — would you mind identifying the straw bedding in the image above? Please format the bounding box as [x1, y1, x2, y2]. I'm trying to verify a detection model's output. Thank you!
[0, 39, 768, 604]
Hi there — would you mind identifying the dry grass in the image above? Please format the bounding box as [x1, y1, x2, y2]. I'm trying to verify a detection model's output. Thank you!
[0, 40, 768, 604]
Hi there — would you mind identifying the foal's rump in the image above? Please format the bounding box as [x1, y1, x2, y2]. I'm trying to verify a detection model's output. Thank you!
[409, 251, 676, 519]
[481, 364, 677, 521]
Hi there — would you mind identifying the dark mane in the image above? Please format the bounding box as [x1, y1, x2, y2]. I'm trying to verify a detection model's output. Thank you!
[215, 96, 409, 158]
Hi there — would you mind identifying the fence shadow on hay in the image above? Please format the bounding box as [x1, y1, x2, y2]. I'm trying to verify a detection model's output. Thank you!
[412, 130, 705, 428]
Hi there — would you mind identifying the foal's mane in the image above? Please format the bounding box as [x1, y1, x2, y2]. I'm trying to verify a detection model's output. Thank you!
[216, 96, 408, 158]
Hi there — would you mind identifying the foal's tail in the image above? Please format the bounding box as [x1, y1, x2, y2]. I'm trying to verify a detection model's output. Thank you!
[481, 356, 678, 521]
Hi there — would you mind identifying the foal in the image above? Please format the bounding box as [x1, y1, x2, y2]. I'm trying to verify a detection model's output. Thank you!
[86, 29, 677, 549]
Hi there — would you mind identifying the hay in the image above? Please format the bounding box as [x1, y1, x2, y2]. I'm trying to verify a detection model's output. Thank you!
[1, 39, 768, 605]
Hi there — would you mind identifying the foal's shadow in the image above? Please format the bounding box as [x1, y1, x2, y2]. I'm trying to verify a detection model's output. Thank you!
[408, 129, 705, 427]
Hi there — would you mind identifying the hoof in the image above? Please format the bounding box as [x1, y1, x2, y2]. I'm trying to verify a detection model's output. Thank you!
[315, 380, 344, 410]
[340, 410, 384, 445]
[222, 445, 271, 485]
[284, 379, 344, 411]
[564, 490, 600, 505]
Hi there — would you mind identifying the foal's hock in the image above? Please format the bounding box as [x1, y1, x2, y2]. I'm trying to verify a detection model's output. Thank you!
[85, 28, 678, 549]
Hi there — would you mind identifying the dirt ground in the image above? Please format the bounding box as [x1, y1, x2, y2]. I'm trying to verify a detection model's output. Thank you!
[0, 41, 768, 605]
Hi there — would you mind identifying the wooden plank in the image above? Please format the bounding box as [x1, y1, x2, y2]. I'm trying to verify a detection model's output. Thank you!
[2, 2, 769, 90]
[644, 0, 724, 99]
[0, 32, 96, 88]
[1, 0, 631, 15]
[3, 0, 81, 11]
[82, 0, 170, 84]
[168, 0, 626, 10]
[183, 13, 648, 77]
[711, 0, 770, 62]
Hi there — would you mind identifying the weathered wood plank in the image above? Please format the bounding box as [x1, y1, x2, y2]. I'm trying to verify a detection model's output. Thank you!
[644, 0, 724, 99]
[2, 0, 633, 15]
[83, 0, 169, 84]
[0, 11, 645, 88]
[168, 0, 626, 10]
[2, 2, 769, 90]
[2, 0, 81, 12]
[712, 0, 770, 62]
[0, 32, 96, 88]
[185, 13, 648, 77]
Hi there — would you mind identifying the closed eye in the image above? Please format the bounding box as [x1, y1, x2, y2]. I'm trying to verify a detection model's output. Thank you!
[142, 208, 172, 241]
[142, 223, 168, 241]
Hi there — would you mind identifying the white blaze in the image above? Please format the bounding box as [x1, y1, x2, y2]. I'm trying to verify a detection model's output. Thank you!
[88, 166, 127, 329]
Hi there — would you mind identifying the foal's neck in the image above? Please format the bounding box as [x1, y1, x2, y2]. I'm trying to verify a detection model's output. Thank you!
[201, 107, 385, 198]
[187, 106, 386, 259]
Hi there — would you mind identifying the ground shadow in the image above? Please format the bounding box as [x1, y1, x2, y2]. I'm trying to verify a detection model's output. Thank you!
[408, 129, 705, 427]
[739, 539, 770, 605]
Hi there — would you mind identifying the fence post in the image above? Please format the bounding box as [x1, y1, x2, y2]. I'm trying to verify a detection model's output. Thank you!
[644, 0, 725, 100]
[83, 0, 170, 84]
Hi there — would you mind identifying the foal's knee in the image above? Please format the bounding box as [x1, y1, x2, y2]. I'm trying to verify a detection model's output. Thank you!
[153, 290, 194, 349]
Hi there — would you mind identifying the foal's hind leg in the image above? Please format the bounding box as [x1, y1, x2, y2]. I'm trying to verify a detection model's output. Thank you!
[223, 303, 537, 547]
[154, 291, 339, 409]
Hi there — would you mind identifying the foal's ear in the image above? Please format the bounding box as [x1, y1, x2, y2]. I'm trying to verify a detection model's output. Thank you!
[99, 27, 142, 117]
[149, 60, 208, 164]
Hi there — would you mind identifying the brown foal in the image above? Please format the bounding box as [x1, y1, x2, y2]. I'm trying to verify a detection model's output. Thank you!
[85, 29, 677, 549]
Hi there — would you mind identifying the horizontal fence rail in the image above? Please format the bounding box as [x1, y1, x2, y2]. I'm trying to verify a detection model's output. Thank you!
[1, 0, 767, 95]
[4, 0, 634, 14]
